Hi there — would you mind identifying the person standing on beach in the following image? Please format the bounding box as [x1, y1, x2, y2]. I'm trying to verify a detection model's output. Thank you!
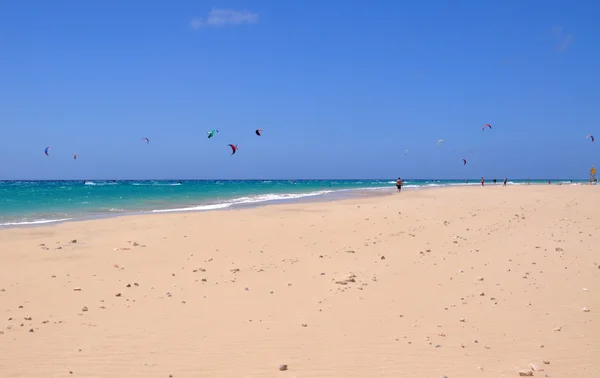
[396, 177, 403, 192]
[481, 177, 485, 186]
[493, 179, 497, 184]
[503, 178, 508, 186]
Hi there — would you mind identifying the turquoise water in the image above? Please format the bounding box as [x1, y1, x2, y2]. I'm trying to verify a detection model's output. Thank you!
[0, 179, 588, 226]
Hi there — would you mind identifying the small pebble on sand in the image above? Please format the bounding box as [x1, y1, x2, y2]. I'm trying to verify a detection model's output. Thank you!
[279, 364, 288, 371]
[518, 370, 533, 376]
[529, 363, 543, 371]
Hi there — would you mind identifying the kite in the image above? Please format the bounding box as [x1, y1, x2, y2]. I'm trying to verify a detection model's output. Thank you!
[436, 139, 444, 147]
[482, 124, 492, 131]
[141, 137, 149, 144]
[228, 144, 239, 155]
[462, 158, 467, 166]
[404, 149, 408, 156]
[44, 146, 51, 156]
[207, 130, 219, 139]
[587, 134, 595, 142]
[73, 154, 78, 160]
[255, 128, 262, 136]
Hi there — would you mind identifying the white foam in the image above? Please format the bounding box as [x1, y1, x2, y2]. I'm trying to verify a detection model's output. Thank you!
[0, 218, 72, 227]
[151, 190, 335, 213]
[84, 181, 117, 186]
[152, 203, 232, 213]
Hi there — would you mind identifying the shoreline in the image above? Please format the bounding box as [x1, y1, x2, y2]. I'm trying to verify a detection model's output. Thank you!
[0, 182, 590, 233]
[0, 185, 393, 229]
[0, 180, 591, 229]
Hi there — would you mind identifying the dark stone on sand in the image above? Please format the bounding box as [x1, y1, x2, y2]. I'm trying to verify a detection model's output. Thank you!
[71, 240, 77, 244]
[279, 365, 288, 371]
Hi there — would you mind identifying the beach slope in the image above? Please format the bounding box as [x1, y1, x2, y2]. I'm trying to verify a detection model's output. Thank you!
[1, 185, 599, 377]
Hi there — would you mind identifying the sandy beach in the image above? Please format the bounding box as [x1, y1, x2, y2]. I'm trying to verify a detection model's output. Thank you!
[1, 185, 599, 377]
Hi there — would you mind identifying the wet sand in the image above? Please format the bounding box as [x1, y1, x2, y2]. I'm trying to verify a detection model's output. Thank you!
[1, 185, 599, 377]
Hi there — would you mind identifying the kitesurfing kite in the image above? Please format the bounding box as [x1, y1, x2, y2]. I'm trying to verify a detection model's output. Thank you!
[228, 144, 239, 155]
[587, 134, 595, 142]
[482, 124, 492, 131]
[255, 128, 262, 136]
[44, 146, 51, 156]
[207, 130, 219, 139]
[141, 137, 149, 144]
[462, 158, 467, 166]
[436, 139, 444, 147]
[73, 154, 78, 160]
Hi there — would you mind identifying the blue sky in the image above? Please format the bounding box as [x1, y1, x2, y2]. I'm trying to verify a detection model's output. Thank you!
[1, 0, 599, 180]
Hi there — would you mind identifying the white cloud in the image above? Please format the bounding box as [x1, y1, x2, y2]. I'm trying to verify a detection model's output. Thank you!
[190, 9, 259, 29]
[552, 26, 573, 52]
[557, 34, 573, 52]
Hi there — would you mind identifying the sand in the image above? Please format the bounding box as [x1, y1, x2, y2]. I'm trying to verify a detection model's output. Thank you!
[1, 185, 599, 377]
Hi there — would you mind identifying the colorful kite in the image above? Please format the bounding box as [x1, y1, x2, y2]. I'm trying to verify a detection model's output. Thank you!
[228, 144, 239, 155]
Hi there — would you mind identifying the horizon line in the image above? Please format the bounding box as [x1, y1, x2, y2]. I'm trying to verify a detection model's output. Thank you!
[0, 178, 589, 182]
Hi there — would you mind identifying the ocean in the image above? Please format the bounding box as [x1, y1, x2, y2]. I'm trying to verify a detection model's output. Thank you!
[0, 179, 587, 227]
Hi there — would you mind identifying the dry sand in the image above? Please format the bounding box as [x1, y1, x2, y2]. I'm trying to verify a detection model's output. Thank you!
[1, 185, 599, 377]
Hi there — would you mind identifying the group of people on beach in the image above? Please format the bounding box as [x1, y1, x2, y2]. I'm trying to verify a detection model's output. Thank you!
[480, 177, 508, 186]
[394, 176, 587, 193]
[394, 177, 516, 193]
